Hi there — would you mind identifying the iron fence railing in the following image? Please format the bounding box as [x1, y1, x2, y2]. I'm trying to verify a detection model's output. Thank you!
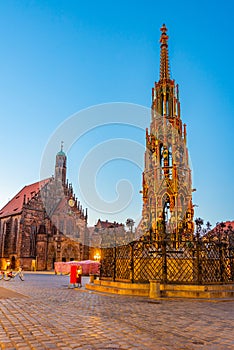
[100, 235, 234, 285]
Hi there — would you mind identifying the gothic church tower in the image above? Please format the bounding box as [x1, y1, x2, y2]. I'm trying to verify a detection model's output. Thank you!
[55, 142, 67, 186]
[141, 24, 194, 242]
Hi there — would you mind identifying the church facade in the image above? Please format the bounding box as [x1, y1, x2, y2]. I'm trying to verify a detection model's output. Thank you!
[141, 24, 194, 243]
[0, 147, 89, 271]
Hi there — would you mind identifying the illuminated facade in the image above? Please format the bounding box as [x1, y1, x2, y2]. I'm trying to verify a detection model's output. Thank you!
[0, 147, 89, 271]
[141, 24, 194, 242]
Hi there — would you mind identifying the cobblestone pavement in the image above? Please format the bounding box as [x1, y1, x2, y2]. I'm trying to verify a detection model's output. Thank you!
[0, 273, 233, 350]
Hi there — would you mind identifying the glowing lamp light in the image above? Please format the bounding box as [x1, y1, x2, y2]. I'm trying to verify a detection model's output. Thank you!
[94, 253, 101, 261]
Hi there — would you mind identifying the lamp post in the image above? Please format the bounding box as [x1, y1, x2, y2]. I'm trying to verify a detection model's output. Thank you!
[195, 217, 203, 284]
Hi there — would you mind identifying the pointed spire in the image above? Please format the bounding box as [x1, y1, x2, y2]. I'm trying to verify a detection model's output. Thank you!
[159, 24, 170, 80]
[61, 140, 64, 152]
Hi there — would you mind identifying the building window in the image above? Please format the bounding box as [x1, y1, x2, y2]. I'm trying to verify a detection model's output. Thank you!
[66, 219, 74, 236]
[3, 219, 12, 256]
[52, 225, 57, 236]
[12, 219, 18, 254]
[30, 225, 37, 257]
[38, 225, 46, 234]
[59, 220, 64, 234]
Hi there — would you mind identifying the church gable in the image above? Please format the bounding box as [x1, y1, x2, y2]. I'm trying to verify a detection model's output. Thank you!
[0, 179, 50, 218]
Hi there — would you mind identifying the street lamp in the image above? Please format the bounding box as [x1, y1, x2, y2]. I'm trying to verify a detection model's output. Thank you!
[94, 253, 101, 262]
[6, 259, 11, 270]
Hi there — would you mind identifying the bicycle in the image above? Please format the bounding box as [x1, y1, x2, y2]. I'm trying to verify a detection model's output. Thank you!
[0, 268, 24, 281]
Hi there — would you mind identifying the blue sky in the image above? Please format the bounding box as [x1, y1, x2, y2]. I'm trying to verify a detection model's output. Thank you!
[0, 0, 233, 228]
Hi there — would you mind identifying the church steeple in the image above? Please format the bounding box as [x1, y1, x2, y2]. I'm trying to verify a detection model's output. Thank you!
[55, 141, 67, 185]
[159, 24, 170, 81]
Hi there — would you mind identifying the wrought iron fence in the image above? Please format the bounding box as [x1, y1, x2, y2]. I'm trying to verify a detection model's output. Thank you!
[100, 234, 234, 285]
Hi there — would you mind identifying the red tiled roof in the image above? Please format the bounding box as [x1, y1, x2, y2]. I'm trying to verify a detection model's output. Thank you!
[224, 221, 234, 230]
[0, 179, 50, 218]
[95, 219, 124, 229]
[204, 221, 234, 240]
[213, 221, 234, 231]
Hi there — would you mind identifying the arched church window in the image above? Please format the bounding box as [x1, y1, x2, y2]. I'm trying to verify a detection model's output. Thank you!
[12, 219, 18, 254]
[59, 220, 64, 234]
[0, 222, 5, 256]
[30, 225, 37, 258]
[3, 219, 12, 256]
[66, 219, 74, 236]
[38, 224, 46, 234]
[52, 225, 57, 236]
[75, 227, 80, 239]
[58, 158, 64, 167]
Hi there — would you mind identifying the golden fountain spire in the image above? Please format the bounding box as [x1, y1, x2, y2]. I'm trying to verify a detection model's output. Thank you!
[159, 23, 170, 80]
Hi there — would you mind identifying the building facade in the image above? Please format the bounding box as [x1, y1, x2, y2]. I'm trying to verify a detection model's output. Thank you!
[141, 24, 194, 243]
[0, 147, 89, 271]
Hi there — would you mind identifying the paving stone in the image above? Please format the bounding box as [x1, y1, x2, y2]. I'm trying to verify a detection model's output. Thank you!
[0, 274, 234, 349]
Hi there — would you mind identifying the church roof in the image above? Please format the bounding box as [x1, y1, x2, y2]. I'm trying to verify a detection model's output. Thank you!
[57, 150, 66, 156]
[0, 179, 50, 218]
[57, 142, 66, 156]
